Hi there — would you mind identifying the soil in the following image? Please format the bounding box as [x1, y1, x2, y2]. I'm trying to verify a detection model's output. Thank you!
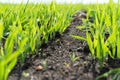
[9, 11, 120, 80]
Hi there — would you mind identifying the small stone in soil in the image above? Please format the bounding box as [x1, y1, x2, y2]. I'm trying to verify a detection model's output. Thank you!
[35, 65, 43, 71]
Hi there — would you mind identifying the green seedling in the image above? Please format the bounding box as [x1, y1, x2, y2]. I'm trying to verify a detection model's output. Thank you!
[96, 68, 120, 80]
[42, 59, 48, 70]
[69, 53, 79, 63]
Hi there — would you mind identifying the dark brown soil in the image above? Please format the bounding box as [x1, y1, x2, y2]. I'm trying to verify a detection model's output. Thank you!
[9, 11, 120, 80]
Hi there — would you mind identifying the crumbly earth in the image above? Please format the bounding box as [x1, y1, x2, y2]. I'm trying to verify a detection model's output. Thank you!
[9, 11, 120, 80]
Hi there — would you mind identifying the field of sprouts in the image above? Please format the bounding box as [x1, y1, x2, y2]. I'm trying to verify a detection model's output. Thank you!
[0, 0, 120, 80]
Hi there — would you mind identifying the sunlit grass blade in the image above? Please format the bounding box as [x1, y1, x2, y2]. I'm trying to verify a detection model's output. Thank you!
[0, 20, 4, 42]
[0, 60, 4, 80]
[86, 32, 94, 58]
[117, 33, 120, 58]
[5, 58, 17, 80]
[71, 35, 86, 41]
[76, 26, 86, 30]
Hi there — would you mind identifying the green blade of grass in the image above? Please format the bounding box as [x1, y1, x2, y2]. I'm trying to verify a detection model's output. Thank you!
[86, 32, 94, 58]
[71, 35, 86, 41]
[0, 20, 4, 42]
[5, 58, 17, 80]
[117, 33, 120, 58]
